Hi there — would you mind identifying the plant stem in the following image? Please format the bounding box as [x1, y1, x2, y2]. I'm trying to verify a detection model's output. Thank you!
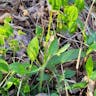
[17, 78, 23, 96]
[0, 71, 11, 87]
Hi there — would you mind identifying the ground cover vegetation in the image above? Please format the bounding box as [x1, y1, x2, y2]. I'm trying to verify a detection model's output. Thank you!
[0, 0, 96, 96]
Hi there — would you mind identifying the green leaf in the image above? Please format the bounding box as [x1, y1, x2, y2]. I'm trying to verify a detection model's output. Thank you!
[36, 25, 43, 37]
[65, 69, 76, 78]
[18, 30, 26, 35]
[0, 35, 4, 45]
[90, 71, 96, 80]
[27, 36, 39, 62]
[5, 77, 20, 90]
[0, 48, 6, 56]
[22, 83, 30, 93]
[0, 23, 13, 40]
[0, 87, 8, 95]
[29, 65, 40, 75]
[4, 17, 12, 23]
[4, 23, 13, 37]
[94, 89, 96, 96]
[0, 59, 9, 73]
[9, 62, 39, 76]
[51, 93, 58, 96]
[87, 43, 96, 55]
[56, 43, 70, 55]
[75, 0, 85, 11]
[71, 81, 87, 89]
[49, 0, 68, 10]
[0, 72, 2, 81]
[9, 39, 19, 51]
[68, 21, 77, 33]
[85, 56, 93, 78]
[37, 73, 50, 81]
[77, 18, 84, 30]
[85, 32, 96, 45]
[47, 49, 85, 69]
[9, 62, 29, 75]
[48, 39, 58, 56]
[64, 5, 78, 21]
[5, 81, 13, 90]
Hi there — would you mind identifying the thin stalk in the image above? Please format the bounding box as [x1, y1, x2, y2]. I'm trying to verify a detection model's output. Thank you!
[2, 72, 14, 88]
[17, 79, 23, 96]
[0, 71, 11, 87]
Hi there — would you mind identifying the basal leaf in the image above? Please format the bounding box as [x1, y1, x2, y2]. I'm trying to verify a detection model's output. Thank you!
[27, 36, 39, 62]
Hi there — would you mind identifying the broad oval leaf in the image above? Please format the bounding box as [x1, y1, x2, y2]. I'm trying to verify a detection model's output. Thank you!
[9, 62, 39, 75]
[9, 62, 29, 75]
[27, 36, 39, 62]
[0, 59, 9, 73]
